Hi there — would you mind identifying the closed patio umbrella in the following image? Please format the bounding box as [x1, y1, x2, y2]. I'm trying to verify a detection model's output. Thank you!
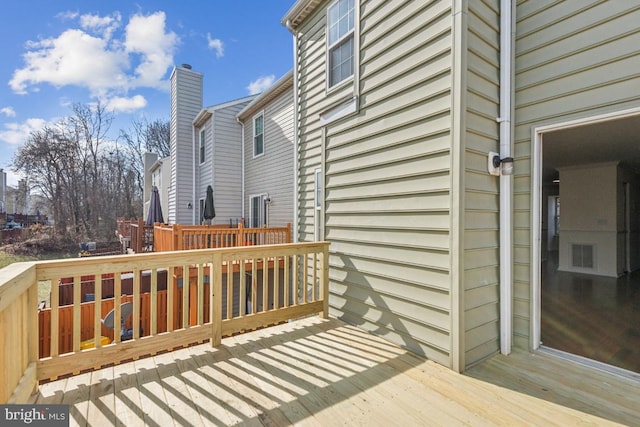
[145, 186, 164, 226]
[203, 185, 216, 225]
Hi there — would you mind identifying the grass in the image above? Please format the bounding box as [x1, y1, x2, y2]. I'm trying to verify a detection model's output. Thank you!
[0, 251, 39, 269]
[0, 249, 77, 308]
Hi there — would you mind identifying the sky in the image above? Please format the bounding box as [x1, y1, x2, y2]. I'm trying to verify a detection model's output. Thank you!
[0, 1, 295, 186]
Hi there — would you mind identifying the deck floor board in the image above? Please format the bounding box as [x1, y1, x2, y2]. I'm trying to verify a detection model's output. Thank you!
[30, 317, 639, 426]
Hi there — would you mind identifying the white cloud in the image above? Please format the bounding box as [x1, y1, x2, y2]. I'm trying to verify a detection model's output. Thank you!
[0, 107, 16, 118]
[105, 94, 147, 113]
[0, 118, 48, 145]
[80, 12, 121, 40]
[10, 11, 178, 99]
[246, 75, 275, 95]
[125, 12, 178, 89]
[56, 11, 79, 21]
[10, 29, 128, 96]
[207, 34, 224, 58]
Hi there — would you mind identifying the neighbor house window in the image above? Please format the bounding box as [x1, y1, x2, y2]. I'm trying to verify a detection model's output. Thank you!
[253, 113, 264, 157]
[199, 129, 206, 163]
[315, 168, 323, 241]
[250, 194, 268, 228]
[152, 169, 161, 189]
[327, 0, 354, 88]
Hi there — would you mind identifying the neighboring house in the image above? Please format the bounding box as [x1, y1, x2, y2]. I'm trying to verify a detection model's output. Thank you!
[166, 64, 294, 228]
[168, 64, 255, 225]
[192, 96, 256, 225]
[237, 70, 295, 228]
[283, 0, 640, 375]
[143, 153, 170, 223]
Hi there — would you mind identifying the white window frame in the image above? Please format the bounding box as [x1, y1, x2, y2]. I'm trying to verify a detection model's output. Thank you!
[314, 168, 323, 241]
[249, 193, 268, 228]
[253, 112, 265, 158]
[152, 169, 161, 189]
[326, 0, 355, 90]
[199, 129, 206, 164]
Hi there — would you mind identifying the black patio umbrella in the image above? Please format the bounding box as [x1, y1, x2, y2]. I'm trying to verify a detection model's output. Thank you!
[203, 185, 216, 225]
[145, 186, 164, 226]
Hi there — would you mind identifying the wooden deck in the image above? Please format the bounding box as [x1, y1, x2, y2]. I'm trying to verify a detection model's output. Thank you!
[30, 317, 639, 426]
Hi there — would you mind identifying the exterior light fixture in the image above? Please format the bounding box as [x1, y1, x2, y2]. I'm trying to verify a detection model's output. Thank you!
[187, 202, 193, 210]
[488, 152, 514, 176]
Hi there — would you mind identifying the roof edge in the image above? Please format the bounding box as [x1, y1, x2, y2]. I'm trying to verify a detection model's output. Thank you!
[281, 0, 323, 31]
[237, 70, 294, 120]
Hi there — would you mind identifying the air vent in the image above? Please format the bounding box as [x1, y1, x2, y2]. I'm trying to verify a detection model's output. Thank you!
[571, 244, 594, 269]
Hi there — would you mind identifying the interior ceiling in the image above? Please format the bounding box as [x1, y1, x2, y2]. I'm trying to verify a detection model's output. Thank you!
[542, 114, 640, 182]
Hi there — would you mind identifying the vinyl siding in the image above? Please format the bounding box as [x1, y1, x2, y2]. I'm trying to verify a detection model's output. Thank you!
[214, 105, 244, 224]
[196, 121, 212, 223]
[170, 67, 202, 225]
[513, 1, 640, 349]
[463, 0, 501, 366]
[243, 89, 294, 228]
[194, 101, 250, 225]
[296, 0, 456, 367]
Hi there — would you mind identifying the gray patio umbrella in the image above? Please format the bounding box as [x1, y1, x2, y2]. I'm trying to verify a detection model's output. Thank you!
[203, 185, 216, 224]
[145, 186, 164, 226]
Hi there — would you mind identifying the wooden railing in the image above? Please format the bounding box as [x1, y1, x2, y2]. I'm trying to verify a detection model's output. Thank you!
[153, 223, 291, 252]
[0, 262, 38, 404]
[0, 241, 329, 403]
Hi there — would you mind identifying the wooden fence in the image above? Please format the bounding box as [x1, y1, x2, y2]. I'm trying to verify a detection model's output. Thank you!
[153, 223, 291, 252]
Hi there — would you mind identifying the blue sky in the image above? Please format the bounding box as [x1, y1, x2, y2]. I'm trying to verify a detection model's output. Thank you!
[0, 1, 295, 186]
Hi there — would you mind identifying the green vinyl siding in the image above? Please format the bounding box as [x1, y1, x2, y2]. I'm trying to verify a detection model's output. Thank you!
[296, 0, 456, 367]
[463, 0, 501, 366]
[514, 1, 640, 349]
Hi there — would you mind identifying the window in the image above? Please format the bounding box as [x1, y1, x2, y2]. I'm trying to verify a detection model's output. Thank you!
[199, 199, 205, 224]
[253, 114, 264, 157]
[327, 0, 354, 88]
[152, 169, 161, 189]
[199, 129, 206, 163]
[315, 169, 323, 241]
[250, 194, 268, 228]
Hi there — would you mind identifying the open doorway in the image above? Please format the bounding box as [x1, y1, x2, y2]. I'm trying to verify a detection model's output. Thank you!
[536, 112, 640, 374]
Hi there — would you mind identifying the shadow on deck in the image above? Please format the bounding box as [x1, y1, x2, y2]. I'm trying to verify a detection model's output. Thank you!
[32, 317, 639, 426]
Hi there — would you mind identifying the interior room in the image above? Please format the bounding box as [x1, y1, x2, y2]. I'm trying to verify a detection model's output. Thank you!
[540, 114, 640, 374]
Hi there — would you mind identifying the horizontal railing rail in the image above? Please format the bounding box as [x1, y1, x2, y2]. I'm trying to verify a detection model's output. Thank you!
[0, 241, 328, 403]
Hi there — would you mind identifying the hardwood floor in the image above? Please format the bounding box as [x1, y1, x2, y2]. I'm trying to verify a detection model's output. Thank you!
[541, 251, 640, 373]
[30, 316, 639, 426]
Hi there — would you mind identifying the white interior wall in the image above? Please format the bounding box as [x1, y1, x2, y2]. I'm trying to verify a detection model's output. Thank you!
[558, 162, 620, 277]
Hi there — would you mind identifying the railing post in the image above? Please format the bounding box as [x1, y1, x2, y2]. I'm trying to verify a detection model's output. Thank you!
[137, 219, 144, 253]
[320, 244, 329, 319]
[286, 222, 291, 243]
[211, 251, 223, 346]
[174, 224, 182, 251]
[238, 222, 245, 246]
[26, 273, 39, 397]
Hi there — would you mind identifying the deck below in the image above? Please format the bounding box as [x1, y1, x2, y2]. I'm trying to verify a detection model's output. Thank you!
[31, 317, 639, 426]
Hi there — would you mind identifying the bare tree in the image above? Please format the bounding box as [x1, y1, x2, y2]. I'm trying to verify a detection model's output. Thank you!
[120, 117, 170, 213]
[12, 104, 168, 240]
